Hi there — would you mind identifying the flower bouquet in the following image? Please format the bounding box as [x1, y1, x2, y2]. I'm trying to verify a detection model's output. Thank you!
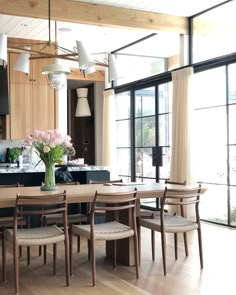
[26, 129, 75, 191]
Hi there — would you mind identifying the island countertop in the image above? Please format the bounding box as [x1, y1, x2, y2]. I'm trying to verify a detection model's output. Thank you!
[0, 164, 110, 174]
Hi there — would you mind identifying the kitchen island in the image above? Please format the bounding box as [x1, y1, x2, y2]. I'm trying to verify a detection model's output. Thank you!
[0, 164, 110, 186]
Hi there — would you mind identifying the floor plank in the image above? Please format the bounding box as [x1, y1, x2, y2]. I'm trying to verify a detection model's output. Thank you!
[0, 222, 235, 294]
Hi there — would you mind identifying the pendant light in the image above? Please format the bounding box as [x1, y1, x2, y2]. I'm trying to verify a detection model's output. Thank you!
[41, 0, 71, 90]
[108, 53, 122, 81]
[42, 58, 71, 90]
[76, 40, 95, 71]
[14, 46, 31, 74]
[75, 88, 91, 117]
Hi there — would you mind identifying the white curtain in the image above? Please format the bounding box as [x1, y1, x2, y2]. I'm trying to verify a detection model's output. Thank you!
[170, 67, 194, 185]
[102, 89, 118, 178]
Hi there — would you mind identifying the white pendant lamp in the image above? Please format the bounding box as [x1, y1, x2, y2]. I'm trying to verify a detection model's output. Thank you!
[75, 88, 91, 117]
[14, 46, 31, 74]
[108, 53, 122, 81]
[0, 33, 7, 65]
[84, 65, 96, 75]
[76, 40, 95, 70]
[42, 58, 71, 90]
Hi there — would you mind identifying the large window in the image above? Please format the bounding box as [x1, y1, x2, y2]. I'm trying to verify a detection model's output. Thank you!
[115, 82, 171, 210]
[192, 1, 236, 63]
[194, 64, 236, 226]
[115, 91, 131, 181]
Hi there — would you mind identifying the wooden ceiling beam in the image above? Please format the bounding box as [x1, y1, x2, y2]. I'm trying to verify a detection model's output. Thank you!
[0, 0, 188, 34]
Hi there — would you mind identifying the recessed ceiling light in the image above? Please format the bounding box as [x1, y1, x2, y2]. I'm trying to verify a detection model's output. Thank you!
[58, 27, 72, 33]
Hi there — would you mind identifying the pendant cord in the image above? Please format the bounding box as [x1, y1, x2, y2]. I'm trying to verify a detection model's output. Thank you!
[48, 0, 51, 44]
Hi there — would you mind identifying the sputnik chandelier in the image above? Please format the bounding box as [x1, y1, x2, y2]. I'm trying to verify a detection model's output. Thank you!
[0, 0, 121, 90]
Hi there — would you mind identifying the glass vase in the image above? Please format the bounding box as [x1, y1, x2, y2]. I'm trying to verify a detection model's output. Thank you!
[41, 162, 56, 191]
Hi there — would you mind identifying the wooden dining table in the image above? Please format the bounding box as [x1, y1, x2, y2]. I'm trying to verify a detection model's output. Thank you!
[0, 182, 206, 266]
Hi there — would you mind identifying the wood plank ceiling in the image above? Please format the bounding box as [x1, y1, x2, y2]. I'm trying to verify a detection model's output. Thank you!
[0, 0, 226, 57]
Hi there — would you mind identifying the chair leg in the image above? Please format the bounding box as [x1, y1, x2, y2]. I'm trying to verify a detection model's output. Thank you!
[53, 244, 57, 275]
[174, 233, 178, 260]
[197, 227, 204, 268]
[91, 238, 96, 287]
[151, 230, 155, 261]
[183, 232, 188, 256]
[39, 245, 42, 256]
[27, 246, 30, 265]
[113, 240, 117, 268]
[13, 242, 19, 294]
[2, 228, 6, 282]
[136, 218, 141, 265]
[161, 232, 167, 275]
[69, 228, 73, 276]
[64, 237, 70, 286]
[43, 245, 47, 264]
[77, 236, 80, 253]
[133, 233, 139, 279]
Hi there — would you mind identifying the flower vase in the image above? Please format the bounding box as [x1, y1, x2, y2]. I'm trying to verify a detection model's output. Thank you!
[41, 162, 57, 191]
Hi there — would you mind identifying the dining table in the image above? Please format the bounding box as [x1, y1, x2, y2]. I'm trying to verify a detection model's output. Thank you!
[0, 182, 207, 266]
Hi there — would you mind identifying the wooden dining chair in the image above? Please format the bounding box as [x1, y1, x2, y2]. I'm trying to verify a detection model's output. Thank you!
[138, 180, 186, 261]
[138, 185, 203, 275]
[89, 179, 123, 219]
[3, 190, 70, 294]
[69, 189, 139, 286]
[41, 182, 88, 264]
[0, 183, 28, 282]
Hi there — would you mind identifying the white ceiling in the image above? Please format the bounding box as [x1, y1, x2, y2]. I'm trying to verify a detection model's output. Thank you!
[0, 0, 226, 62]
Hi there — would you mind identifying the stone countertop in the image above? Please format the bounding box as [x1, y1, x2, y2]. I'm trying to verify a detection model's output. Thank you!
[0, 164, 110, 174]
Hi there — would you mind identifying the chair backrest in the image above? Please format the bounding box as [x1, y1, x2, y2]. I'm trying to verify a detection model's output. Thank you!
[161, 185, 202, 220]
[90, 190, 137, 224]
[89, 179, 123, 184]
[165, 179, 186, 185]
[14, 191, 67, 229]
[0, 183, 24, 188]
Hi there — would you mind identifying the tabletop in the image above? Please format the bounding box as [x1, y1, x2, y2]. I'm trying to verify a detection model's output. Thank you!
[0, 182, 206, 208]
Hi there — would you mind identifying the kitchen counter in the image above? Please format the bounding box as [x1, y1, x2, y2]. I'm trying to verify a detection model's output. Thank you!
[0, 164, 109, 174]
[0, 164, 110, 186]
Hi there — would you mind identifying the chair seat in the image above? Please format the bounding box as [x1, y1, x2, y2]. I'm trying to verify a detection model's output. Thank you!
[0, 216, 26, 228]
[5, 225, 65, 246]
[72, 220, 134, 240]
[44, 213, 87, 225]
[139, 215, 198, 233]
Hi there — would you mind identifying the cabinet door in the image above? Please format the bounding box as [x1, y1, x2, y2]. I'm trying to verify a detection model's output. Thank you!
[32, 84, 55, 130]
[32, 43, 55, 85]
[10, 83, 33, 139]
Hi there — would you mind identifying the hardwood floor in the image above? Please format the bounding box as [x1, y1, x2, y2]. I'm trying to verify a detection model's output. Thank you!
[0, 222, 235, 295]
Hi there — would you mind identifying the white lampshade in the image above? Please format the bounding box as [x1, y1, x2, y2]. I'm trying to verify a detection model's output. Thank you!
[0, 33, 7, 65]
[108, 53, 122, 81]
[76, 88, 88, 98]
[84, 65, 96, 75]
[75, 88, 91, 117]
[75, 98, 91, 117]
[76, 40, 95, 70]
[42, 58, 71, 90]
[14, 46, 31, 74]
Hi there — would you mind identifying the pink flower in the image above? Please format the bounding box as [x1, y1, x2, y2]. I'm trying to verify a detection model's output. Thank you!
[43, 146, 50, 153]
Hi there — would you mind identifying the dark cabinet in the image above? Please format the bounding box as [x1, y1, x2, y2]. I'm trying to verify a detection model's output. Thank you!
[0, 169, 110, 186]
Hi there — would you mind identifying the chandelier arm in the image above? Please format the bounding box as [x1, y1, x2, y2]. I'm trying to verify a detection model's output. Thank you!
[30, 55, 78, 62]
[8, 46, 53, 56]
[56, 44, 75, 54]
